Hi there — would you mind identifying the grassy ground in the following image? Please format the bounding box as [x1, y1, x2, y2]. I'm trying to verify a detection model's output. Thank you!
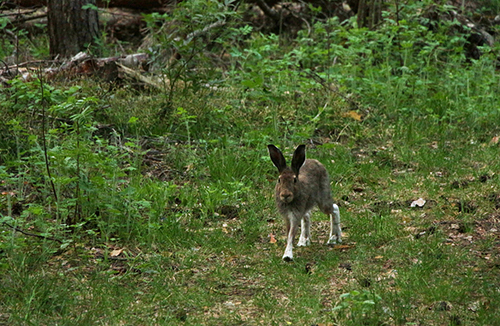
[2, 4, 500, 323]
[1, 87, 499, 325]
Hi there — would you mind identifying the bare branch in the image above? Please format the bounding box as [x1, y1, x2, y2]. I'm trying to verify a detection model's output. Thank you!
[253, 0, 280, 21]
[2, 222, 63, 243]
[184, 20, 226, 46]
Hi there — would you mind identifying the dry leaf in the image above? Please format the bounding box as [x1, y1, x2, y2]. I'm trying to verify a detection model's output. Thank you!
[468, 301, 480, 312]
[404, 226, 418, 233]
[269, 233, 277, 244]
[401, 216, 412, 224]
[110, 249, 123, 257]
[332, 244, 354, 250]
[410, 198, 426, 208]
[343, 110, 362, 121]
[490, 136, 499, 145]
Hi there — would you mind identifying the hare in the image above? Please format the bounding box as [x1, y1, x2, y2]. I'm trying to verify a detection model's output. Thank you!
[268, 144, 341, 261]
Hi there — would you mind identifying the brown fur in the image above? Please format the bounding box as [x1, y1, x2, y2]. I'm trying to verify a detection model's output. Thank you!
[275, 159, 334, 218]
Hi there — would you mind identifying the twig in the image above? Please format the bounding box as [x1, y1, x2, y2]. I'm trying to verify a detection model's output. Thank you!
[8, 13, 47, 26]
[0, 9, 39, 18]
[33, 111, 73, 124]
[301, 69, 360, 111]
[95, 255, 130, 261]
[2, 222, 63, 243]
[0, 59, 61, 70]
[253, 0, 280, 22]
[73, 119, 81, 225]
[38, 68, 58, 203]
[183, 20, 226, 46]
[279, 116, 292, 136]
[0, 59, 16, 77]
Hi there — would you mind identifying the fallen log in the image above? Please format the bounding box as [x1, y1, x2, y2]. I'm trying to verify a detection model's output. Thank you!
[0, 52, 150, 85]
[3, 0, 174, 10]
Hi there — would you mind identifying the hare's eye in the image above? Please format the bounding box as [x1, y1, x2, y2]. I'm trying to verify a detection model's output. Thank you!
[294, 176, 297, 183]
[278, 177, 281, 183]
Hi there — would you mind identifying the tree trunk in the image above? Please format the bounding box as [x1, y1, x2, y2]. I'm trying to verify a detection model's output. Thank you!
[47, 0, 100, 59]
[349, 0, 383, 29]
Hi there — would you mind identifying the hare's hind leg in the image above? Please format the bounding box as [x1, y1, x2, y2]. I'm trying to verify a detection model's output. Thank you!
[297, 211, 312, 247]
[327, 204, 342, 245]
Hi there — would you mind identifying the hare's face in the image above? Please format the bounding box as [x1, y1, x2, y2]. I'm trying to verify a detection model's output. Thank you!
[277, 169, 299, 203]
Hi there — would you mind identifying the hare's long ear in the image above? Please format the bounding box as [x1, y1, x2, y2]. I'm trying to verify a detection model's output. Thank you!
[291, 145, 306, 176]
[268, 145, 287, 173]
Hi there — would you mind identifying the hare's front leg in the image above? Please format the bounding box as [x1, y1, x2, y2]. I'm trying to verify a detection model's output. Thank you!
[297, 211, 311, 247]
[327, 204, 342, 245]
[283, 213, 299, 261]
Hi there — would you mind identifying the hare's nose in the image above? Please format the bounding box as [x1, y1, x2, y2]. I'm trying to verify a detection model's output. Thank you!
[281, 192, 293, 202]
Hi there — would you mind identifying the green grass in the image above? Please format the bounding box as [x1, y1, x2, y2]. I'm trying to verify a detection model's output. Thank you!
[1, 127, 499, 325]
[2, 2, 500, 324]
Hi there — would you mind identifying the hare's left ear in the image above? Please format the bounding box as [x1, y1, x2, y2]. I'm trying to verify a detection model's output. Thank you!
[268, 145, 287, 173]
[291, 145, 306, 176]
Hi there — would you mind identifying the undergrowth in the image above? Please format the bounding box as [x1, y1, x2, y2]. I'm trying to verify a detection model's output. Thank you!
[1, 0, 500, 325]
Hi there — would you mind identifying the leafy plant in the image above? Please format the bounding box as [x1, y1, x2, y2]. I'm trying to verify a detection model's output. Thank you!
[333, 290, 384, 324]
[143, 0, 239, 118]
[2, 1, 500, 325]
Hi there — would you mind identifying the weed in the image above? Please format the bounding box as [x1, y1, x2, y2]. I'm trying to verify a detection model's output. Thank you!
[2, 0, 500, 324]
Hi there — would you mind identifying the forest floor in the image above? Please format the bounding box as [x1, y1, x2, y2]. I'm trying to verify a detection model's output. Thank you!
[1, 2, 500, 324]
[2, 115, 500, 325]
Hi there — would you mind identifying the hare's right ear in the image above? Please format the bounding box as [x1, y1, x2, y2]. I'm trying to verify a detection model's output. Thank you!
[268, 145, 287, 173]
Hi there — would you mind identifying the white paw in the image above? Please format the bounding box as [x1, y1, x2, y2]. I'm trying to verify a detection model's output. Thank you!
[297, 237, 311, 247]
[327, 235, 342, 245]
[282, 248, 293, 261]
